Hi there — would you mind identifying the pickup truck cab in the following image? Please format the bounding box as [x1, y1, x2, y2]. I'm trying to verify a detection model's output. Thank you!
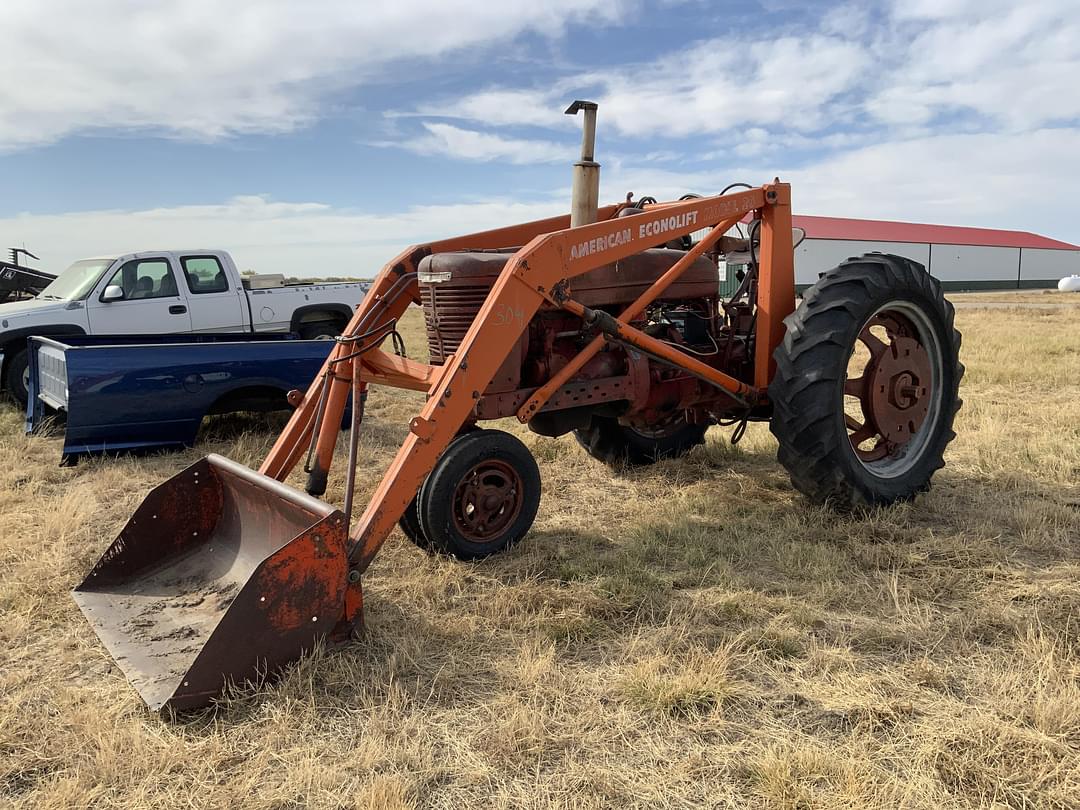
[0, 249, 367, 404]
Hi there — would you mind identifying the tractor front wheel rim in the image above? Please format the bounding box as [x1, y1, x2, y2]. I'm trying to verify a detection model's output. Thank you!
[452, 459, 525, 542]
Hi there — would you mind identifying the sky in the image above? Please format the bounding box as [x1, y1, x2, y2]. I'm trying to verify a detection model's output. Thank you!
[2, 0, 1079, 276]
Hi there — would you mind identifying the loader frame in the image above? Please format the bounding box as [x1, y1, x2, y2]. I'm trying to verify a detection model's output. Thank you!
[258, 182, 794, 636]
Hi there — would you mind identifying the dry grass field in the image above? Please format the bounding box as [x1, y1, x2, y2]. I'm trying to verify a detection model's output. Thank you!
[949, 290, 1078, 306]
[2, 300, 1078, 809]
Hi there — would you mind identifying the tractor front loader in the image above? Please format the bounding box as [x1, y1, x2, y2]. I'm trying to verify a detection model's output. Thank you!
[74, 103, 962, 711]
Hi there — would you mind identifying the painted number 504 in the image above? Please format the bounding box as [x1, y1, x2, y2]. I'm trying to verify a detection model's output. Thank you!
[493, 304, 524, 327]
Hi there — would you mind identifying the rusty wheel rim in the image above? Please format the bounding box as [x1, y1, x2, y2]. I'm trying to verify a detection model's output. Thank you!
[452, 459, 525, 542]
[843, 300, 943, 478]
[627, 411, 687, 440]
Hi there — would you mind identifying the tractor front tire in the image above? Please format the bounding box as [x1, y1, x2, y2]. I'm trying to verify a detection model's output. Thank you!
[417, 429, 541, 560]
[769, 253, 962, 510]
[398, 492, 432, 550]
[574, 414, 707, 466]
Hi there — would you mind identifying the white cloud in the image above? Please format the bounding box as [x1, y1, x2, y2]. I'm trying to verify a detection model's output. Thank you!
[609, 35, 869, 137]
[782, 129, 1080, 238]
[390, 123, 573, 164]
[407, 33, 870, 140]
[9, 126, 1078, 284]
[820, 3, 874, 37]
[0, 195, 568, 277]
[406, 88, 576, 129]
[607, 128, 1080, 243]
[5, 0, 1080, 266]
[397, 0, 1079, 152]
[0, 0, 629, 150]
[889, 0, 1017, 21]
[869, 1, 1080, 129]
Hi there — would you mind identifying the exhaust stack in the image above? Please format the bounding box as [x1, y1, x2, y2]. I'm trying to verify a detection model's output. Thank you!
[565, 100, 599, 227]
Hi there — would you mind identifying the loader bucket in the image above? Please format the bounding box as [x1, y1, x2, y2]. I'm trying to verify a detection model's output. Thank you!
[73, 454, 348, 711]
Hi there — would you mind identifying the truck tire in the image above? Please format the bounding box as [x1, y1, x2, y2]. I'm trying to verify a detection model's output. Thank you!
[299, 320, 341, 340]
[4, 348, 29, 407]
[769, 253, 963, 510]
[574, 414, 707, 466]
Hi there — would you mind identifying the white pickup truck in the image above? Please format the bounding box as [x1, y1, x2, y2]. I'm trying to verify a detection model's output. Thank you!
[0, 249, 368, 405]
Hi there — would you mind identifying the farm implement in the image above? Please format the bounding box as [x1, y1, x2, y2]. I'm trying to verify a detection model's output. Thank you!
[0, 248, 52, 303]
[74, 103, 962, 711]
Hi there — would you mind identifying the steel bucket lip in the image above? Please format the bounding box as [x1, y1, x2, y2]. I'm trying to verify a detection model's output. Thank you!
[73, 453, 348, 712]
[199, 453, 343, 521]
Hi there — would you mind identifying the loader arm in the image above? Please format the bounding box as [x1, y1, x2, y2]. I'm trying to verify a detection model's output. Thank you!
[345, 183, 792, 593]
[258, 206, 623, 484]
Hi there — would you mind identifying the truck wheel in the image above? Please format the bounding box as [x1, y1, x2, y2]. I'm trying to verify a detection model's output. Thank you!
[4, 348, 29, 407]
[769, 253, 963, 510]
[300, 321, 341, 340]
[574, 413, 707, 466]
[417, 429, 540, 560]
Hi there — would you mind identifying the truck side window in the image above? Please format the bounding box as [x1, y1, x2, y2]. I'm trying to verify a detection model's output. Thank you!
[104, 259, 177, 300]
[182, 256, 229, 294]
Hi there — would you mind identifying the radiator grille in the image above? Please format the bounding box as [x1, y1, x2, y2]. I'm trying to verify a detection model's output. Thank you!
[420, 283, 492, 364]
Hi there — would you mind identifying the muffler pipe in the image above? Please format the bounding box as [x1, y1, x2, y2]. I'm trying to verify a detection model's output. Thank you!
[565, 100, 600, 227]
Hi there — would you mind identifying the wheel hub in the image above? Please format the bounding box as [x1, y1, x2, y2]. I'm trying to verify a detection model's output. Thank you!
[627, 411, 687, 440]
[868, 335, 931, 443]
[453, 460, 523, 542]
[844, 311, 938, 465]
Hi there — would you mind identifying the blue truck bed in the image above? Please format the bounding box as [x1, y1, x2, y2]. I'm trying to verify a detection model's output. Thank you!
[25, 333, 335, 462]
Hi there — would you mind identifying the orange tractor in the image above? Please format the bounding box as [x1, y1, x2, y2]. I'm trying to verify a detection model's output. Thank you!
[74, 103, 962, 711]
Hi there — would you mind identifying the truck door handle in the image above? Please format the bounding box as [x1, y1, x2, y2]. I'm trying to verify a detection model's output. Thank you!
[169, 305, 187, 315]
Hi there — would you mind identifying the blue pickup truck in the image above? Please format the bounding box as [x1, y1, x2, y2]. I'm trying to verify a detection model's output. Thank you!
[25, 333, 337, 462]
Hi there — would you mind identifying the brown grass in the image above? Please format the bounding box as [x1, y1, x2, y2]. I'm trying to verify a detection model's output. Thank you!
[948, 290, 1080, 306]
[1, 305, 1078, 809]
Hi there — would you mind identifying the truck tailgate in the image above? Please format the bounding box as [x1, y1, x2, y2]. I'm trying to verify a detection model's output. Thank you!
[34, 339, 69, 410]
[26, 333, 337, 462]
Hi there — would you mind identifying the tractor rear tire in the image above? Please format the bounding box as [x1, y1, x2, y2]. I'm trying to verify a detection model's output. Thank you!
[417, 429, 540, 560]
[574, 414, 707, 466]
[769, 253, 962, 510]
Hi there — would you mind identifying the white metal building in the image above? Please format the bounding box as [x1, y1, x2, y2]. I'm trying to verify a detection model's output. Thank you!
[787, 216, 1080, 292]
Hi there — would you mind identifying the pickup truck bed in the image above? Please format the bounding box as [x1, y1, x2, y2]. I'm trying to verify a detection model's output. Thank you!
[26, 333, 336, 462]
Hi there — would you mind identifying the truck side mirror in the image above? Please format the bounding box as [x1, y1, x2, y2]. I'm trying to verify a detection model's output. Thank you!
[101, 284, 125, 302]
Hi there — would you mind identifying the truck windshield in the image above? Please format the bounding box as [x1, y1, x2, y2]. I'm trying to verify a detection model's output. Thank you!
[37, 259, 115, 301]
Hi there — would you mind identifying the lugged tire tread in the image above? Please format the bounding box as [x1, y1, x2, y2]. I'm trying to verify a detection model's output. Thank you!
[575, 415, 708, 466]
[769, 253, 963, 510]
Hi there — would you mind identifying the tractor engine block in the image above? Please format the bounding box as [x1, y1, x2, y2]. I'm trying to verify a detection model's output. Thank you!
[418, 248, 740, 433]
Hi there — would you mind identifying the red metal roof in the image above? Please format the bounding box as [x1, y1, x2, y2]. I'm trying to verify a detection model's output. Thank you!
[755, 214, 1079, 250]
